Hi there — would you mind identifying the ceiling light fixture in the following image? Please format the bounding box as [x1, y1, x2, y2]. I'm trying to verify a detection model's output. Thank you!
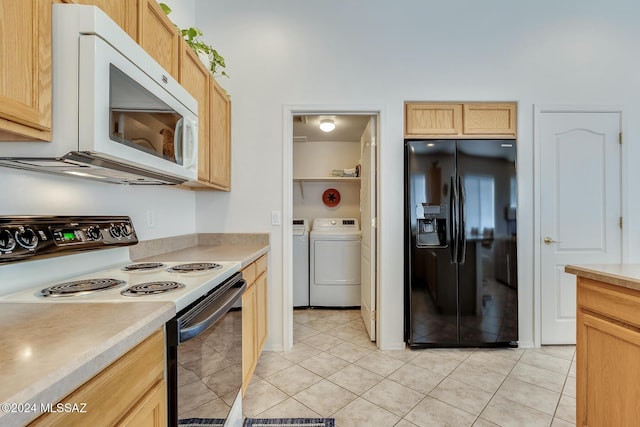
[319, 119, 335, 132]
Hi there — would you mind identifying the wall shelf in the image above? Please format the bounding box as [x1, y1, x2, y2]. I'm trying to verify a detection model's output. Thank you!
[293, 177, 360, 199]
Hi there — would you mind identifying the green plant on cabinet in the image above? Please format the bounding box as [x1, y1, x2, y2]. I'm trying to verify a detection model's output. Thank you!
[159, 3, 228, 78]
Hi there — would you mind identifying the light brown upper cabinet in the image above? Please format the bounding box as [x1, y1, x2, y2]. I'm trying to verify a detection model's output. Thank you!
[180, 75, 231, 191]
[72, 0, 178, 78]
[462, 103, 516, 136]
[138, 0, 180, 79]
[208, 77, 231, 191]
[0, 0, 53, 142]
[405, 102, 517, 139]
[405, 103, 462, 138]
[179, 45, 211, 182]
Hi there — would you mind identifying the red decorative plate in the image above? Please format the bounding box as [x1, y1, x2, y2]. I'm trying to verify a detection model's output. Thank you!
[322, 188, 341, 207]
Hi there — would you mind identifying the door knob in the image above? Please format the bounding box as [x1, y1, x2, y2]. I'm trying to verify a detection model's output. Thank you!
[544, 237, 559, 245]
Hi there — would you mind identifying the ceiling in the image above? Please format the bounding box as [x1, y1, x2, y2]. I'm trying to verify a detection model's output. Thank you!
[293, 115, 371, 142]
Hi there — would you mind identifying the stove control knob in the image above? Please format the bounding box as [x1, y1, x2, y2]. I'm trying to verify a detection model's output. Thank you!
[109, 224, 122, 239]
[15, 227, 38, 250]
[121, 223, 133, 237]
[0, 229, 16, 252]
[86, 226, 102, 241]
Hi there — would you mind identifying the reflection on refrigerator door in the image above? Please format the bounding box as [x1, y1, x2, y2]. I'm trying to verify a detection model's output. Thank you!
[405, 139, 518, 347]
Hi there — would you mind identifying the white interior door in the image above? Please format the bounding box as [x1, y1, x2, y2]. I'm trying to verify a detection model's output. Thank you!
[360, 117, 376, 341]
[539, 110, 621, 344]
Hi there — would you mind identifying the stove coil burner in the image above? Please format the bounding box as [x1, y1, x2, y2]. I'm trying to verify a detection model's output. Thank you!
[122, 262, 166, 272]
[168, 262, 222, 273]
[121, 281, 186, 296]
[40, 278, 126, 297]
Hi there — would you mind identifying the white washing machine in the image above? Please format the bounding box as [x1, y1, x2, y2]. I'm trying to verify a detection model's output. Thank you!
[310, 218, 361, 307]
[292, 218, 309, 307]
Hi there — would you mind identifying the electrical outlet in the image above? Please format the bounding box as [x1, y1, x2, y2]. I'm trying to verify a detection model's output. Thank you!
[147, 210, 155, 227]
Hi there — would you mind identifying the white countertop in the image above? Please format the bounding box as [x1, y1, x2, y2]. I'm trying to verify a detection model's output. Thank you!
[0, 302, 174, 426]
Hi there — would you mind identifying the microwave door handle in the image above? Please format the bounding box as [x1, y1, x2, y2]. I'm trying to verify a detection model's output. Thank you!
[174, 118, 184, 165]
[182, 118, 197, 169]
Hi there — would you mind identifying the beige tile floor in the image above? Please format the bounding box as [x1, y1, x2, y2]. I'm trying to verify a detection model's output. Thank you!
[243, 309, 576, 427]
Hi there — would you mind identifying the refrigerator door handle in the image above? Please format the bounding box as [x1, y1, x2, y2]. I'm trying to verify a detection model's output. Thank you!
[449, 175, 458, 263]
[458, 175, 467, 263]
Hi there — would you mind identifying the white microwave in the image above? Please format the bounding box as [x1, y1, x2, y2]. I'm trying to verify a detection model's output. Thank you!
[0, 4, 198, 185]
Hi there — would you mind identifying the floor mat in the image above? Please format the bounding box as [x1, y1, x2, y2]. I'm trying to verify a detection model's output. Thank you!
[178, 418, 225, 426]
[179, 418, 335, 427]
[243, 418, 335, 427]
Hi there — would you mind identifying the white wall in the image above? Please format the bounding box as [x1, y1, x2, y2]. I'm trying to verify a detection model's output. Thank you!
[293, 140, 360, 178]
[293, 181, 360, 224]
[293, 140, 361, 223]
[157, 0, 196, 31]
[0, 168, 196, 241]
[193, 0, 640, 350]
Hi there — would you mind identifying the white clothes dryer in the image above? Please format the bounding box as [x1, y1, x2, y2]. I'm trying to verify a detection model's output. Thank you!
[309, 218, 361, 307]
[292, 218, 309, 307]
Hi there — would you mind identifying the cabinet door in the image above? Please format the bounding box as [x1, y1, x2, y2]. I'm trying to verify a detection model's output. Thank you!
[405, 103, 462, 138]
[30, 330, 164, 426]
[179, 46, 210, 182]
[0, 0, 52, 141]
[209, 77, 231, 190]
[462, 103, 516, 137]
[578, 311, 640, 426]
[241, 283, 257, 396]
[73, 0, 138, 40]
[256, 273, 268, 354]
[138, 0, 179, 79]
[116, 380, 167, 427]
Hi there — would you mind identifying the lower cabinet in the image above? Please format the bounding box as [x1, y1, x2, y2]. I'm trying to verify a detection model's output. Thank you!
[30, 329, 166, 426]
[116, 380, 166, 427]
[576, 277, 640, 426]
[241, 254, 268, 395]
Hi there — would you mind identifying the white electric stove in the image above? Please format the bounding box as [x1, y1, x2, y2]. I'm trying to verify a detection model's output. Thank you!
[1, 259, 241, 312]
[0, 216, 240, 311]
[0, 216, 246, 426]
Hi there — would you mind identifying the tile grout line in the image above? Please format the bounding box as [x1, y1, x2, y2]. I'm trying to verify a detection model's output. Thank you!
[249, 309, 575, 425]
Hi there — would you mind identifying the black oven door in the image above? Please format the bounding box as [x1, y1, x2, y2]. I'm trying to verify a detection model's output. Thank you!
[166, 272, 246, 426]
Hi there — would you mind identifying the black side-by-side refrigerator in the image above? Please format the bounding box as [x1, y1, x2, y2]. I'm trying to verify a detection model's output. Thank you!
[404, 139, 518, 348]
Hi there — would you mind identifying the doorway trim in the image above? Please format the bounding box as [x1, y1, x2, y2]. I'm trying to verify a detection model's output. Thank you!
[282, 104, 384, 351]
[533, 104, 627, 347]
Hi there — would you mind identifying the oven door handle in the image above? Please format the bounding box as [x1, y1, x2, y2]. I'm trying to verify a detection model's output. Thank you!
[179, 280, 247, 343]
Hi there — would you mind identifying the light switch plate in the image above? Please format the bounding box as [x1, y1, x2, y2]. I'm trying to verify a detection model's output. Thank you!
[271, 210, 281, 226]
